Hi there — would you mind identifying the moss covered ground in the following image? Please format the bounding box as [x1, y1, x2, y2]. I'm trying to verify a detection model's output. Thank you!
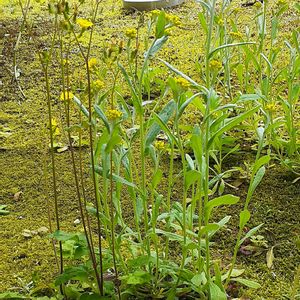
[0, 0, 299, 298]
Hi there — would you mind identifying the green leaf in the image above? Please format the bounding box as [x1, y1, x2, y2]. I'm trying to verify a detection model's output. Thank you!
[94, 105, 110, 132]
[220, 268, 245, 281]
[253, 155, 270, 174]
[105, 134, 121, 153]
[50, 230, 81, 242]
[238, 94, 262, 102]
[73, 96, 89, 119]
[55, 265, 89, 285]
[198, 223, 220, 237]
[122, 271, 152, 285]
[145, 100, 176, 149]
[205, 195, 239, 220]
[0, 205, 9, 215]
[118, 63, 141, 114]
[231, 278, 261, 289]
[239, 223, 264, 246]
[198, 12, 208, 34]
[145, 36, 168, 58]
[0, 292, 28, 299]
[155, 11, 166, 38]
[239, 209, 251, 229]
[248, 166, 266, 199]
[158, 58, 208, 92]
[94, 166, 137, 189]
[208, 106, 260, 149]
[185, 170, 200, 190]
[209, 282, 227, 300]
[178, 92, 202, 119]
[208, 42, 255, 60]
[151, 169, 163, 189]
[266, 246, 275, 269]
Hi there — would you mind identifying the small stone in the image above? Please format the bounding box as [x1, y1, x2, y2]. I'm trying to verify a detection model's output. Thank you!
[37, 226, 48, 236]
[14, 191, 23, 201]
[74, 218, 80, 225]
[22, 230, 32, 238]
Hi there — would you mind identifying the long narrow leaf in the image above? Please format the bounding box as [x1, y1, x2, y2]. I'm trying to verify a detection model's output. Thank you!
[208, 42, 255, 60]
[208, 106, 260, 149]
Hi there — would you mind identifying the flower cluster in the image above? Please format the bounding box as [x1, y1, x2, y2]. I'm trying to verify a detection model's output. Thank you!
[88, 58, 98, 69]
[166, 13, 181, 27]
[216, 17, 224, 27]
[106, 109, 122, 121]
[229, 31, 243, 40]
[76, 18, 94, 29]
[209, 60, 222, 70]
[150, 10, 181, 27]
[153, 140, 166, 151]
[150, 10, 161, 19]
[175, 77, 191, 89]
[51, 118, 60, 136]
[265, 102, 277, 112]
[125, 28, 137, 39]
[60, 91, 74, 101]
[254, 1, 262, 8]
[93, 79, 105, 90]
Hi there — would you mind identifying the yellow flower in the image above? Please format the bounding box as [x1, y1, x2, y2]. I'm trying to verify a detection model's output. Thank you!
[125, 28, 137, 39]
[209, 60, 222, 70]
[166, 14, 181, 26]
[88, 58, 98, 69]
[265, 102, 276, 112]
[62, 59, 69, 66]
[93, 79, 105, 90]
[106, 109, 122, 121]
[174, 77, 191, 89]
[50, 118, 60, 136]
[60, 91, 74, 101]
[76, 18, 94, 29]
[217, 17, 224, 27]
[164, 28, 172, 36]
[229, 31, 243, 39]
[153, 140, 165, 151]
[253, 1, 262, 8]
[150, 9, 161, 19]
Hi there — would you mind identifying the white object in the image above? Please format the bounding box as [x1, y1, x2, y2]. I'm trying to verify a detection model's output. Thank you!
[123, 0, 184, 10]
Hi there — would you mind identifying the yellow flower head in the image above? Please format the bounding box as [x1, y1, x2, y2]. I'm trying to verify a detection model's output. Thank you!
[62, 59, 69, 66]
[166, 14, 181, 26]
[88, 58, 98, 69]
[76, 18, 94, 29]
[209, 60, 222, 70]
[153, 140, 165, 151]
[50, 118, 60, 136]
[229, 31, 243, 40]
[174, 77, 191, 89]
[217, 18, 224, 27]
[93, 79, 105, 90]
[265, 102, 276, 112]
[150, 9, 161, 19]
[164, 28, 172, 36]
[60, 91, 74, 101]
[253, 1, 262, 8]
[106, 109, 122, 121]
[125, 28, 137, 39]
